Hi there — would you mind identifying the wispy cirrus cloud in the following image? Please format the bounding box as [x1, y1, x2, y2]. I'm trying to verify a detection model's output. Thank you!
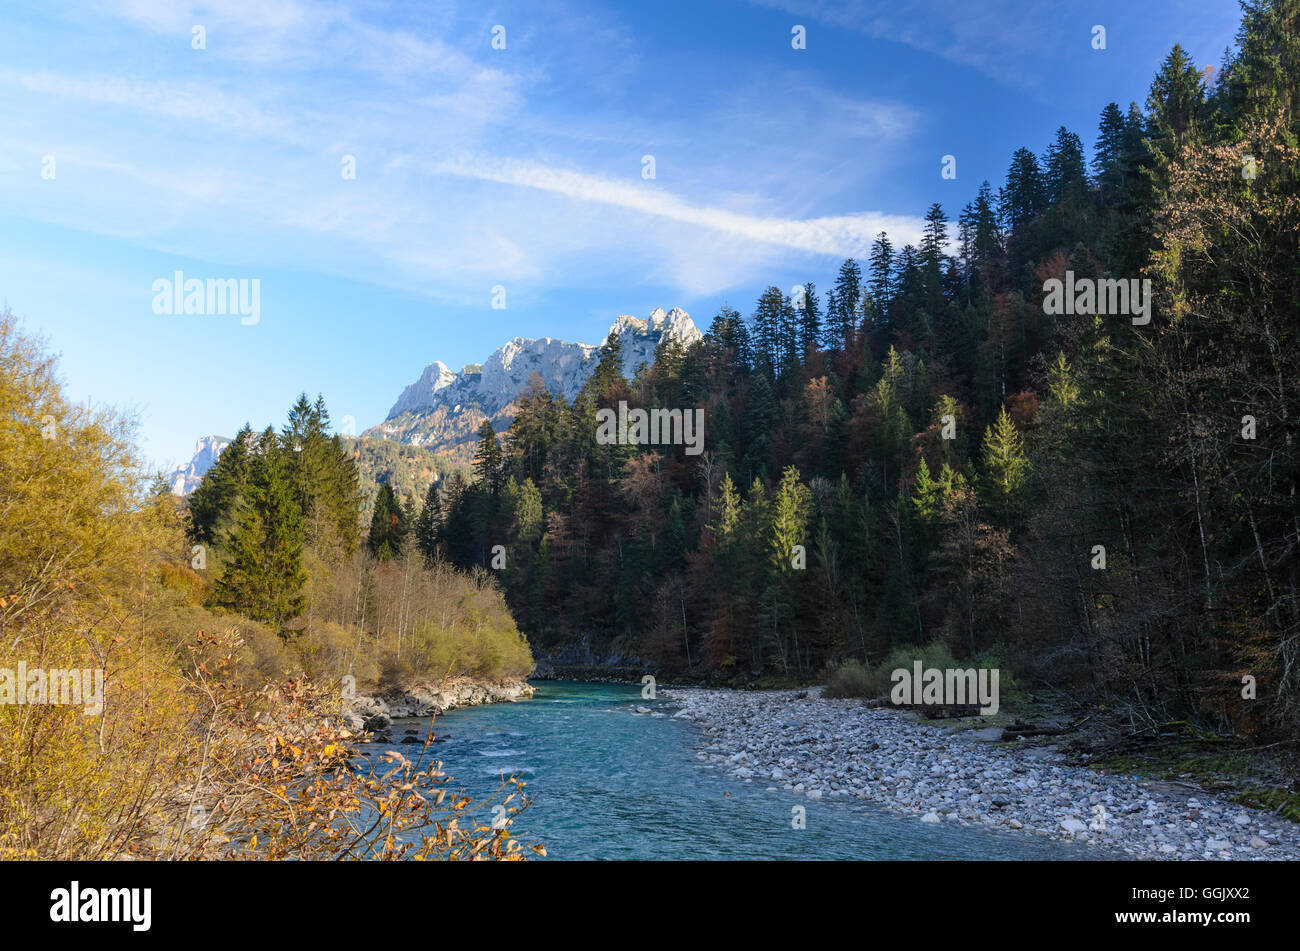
[434, 155, 922, 258]
[3, 0, 929, 303]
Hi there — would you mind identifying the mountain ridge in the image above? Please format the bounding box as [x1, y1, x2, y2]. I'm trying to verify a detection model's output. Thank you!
[366, 307, 701, 462]
[167, 307, 700, 498]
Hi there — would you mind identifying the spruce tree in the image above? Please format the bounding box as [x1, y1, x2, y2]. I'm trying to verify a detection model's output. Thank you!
[1043, 126, 1089, 207]
[367, 483, 406, 561]
[831, 259, 863, 346]
[188, 425, 253, 546]
[979, 406, 1029, 527]
[998, 147, 1046, 230]
[1093, 102, 1127, 199]
[750, 286, 786, 378]
[475, 421, 504, 495]
[413, 479, 442, 565]
[212, 444, 306, 628]
[797, 281, 822, 361]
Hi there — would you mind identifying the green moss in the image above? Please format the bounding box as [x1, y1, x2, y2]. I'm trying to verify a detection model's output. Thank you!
[1091, 740, 1299, 823]
[1229, 788, 1300, 823]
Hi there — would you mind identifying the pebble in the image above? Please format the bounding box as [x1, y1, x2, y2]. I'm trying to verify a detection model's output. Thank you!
[664, 687, 1300, 861]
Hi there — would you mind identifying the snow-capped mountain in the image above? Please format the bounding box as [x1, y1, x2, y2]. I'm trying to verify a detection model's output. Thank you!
[167, 435, 230, 496]
[367, 308, 701, 458]
[171, 309, 701, 497]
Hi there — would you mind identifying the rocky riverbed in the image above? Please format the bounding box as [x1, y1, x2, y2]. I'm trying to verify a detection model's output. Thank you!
[344, 678, 534, 736]
[663, 687, 1300, 860]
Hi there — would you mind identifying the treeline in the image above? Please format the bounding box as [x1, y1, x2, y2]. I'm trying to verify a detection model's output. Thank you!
[411, 1, 1299, 738]
[185, 395, 532, 684]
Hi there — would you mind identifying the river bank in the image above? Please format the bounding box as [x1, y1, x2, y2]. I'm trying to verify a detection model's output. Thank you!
[369, 680, 1093, 859]
[344, 677, 535, 735]
[664, 687, 1300, 860]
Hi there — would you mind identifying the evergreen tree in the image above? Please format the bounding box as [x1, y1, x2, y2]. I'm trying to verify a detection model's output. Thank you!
[413, 479, 442, 564]
[1220, 0, 1300, 133]
[998, 147, 1046, 230]
[475, 421, 504, 495]
[212, 444, 306, 628]
[586, 332, 627, 398]
[188, 426, 253, 546]
[979, 406, 1029, 527]
[367, 483, 406, 560]
[830, 259, 863, 346]
[797, 281, 822, 361]
[1093, 102, 1128, 199]
[750, 286, 786, 378]
[1146, 43, 1207, 151]
[1043, 126, 1089, 207]
[866, 232, 894, 333]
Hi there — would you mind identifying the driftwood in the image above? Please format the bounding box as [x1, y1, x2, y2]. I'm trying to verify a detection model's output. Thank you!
[1081, 721, 1197, 757]
[1001, 713, 1095, 740]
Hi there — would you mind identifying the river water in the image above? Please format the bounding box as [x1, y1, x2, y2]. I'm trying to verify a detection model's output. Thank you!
[368, 680, 1093, 860]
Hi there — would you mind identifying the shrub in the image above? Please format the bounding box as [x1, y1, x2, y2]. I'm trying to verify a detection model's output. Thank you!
[822, 660, 873, 698]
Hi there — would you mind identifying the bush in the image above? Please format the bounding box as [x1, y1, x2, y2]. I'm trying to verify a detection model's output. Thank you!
[822, 660, 873, 698]
[820, 642, 1012, 702]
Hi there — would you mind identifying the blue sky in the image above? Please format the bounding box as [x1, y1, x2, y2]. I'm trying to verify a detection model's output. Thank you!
[0, 0, 1243, 470]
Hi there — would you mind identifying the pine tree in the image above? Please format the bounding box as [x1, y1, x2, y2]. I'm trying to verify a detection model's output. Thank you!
[1043, 126, 1089, 207]
[797, 281, 822, 361]
[979, 406, 1029, 527]
[830, 259, 863, 346]
[998, 147, 1046, 230]
[413, 479, 442, 564]
[866, 232, 894, 332]
[367, 483, 406, 561]
[212, 445, 306, 628]
[475, 421, 504, 495]
[1093, 102, 1127, 199]
[750, 286, 786, 378]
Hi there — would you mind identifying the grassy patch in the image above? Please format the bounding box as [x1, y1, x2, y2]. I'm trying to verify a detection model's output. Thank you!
[1229, 788, 1300, 822]
[1091, 738, 1300, 823]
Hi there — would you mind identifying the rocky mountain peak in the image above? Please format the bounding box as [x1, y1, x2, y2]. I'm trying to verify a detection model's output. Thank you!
[370, 308, 701, 459]
[384, 308, 700, 423]
[168, 434, 231, 496]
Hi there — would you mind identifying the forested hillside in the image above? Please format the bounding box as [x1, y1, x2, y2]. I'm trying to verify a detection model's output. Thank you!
[406, 2, 1300, 739]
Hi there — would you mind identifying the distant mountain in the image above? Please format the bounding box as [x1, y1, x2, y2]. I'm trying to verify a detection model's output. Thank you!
[366, 307, 701, 461]
[167, 435, 231, 496]
[171, 308, 698, 506]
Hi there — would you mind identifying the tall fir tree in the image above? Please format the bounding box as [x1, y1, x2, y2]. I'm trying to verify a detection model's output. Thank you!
[212, 439, 307, 628]
[367, 483, 407, 561]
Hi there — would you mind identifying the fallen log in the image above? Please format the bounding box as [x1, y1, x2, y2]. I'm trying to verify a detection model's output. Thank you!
[1001, 713, 1095, 740]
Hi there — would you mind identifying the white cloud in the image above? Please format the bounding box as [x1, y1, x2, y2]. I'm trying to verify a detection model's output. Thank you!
[433, 155, 924, 259]
[4, 2, 930, 306]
